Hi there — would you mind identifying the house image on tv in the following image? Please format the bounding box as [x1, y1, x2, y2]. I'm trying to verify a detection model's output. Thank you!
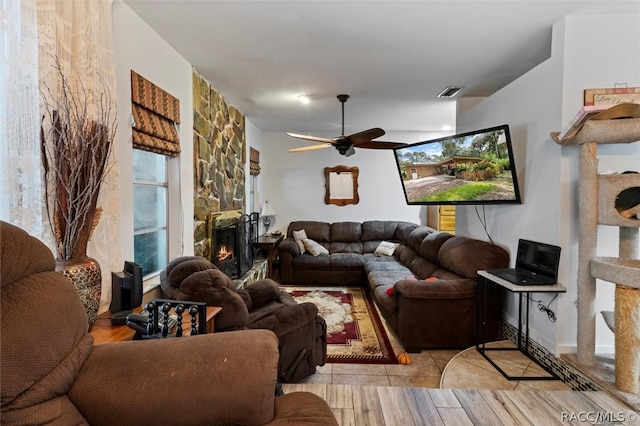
[403, 156, 483, 180]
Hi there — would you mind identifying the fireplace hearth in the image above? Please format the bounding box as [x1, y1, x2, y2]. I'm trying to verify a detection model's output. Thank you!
[210, 213, 258, 279]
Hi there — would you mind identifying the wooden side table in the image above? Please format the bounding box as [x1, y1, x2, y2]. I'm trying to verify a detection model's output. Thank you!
[255, 234, 284, 278]
[90, 305, 222, 344]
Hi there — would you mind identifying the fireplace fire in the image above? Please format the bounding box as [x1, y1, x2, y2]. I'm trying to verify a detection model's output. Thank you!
[216, 245, 234, 263]
[210, 213, 259, 279]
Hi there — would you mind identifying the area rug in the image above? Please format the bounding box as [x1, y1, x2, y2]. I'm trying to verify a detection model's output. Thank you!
[281, 286, 398, 364]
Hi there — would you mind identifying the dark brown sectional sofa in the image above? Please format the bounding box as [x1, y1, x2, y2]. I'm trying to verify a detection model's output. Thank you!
[279, 220, 509, 352]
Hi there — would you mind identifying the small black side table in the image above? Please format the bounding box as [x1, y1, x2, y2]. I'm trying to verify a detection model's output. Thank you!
[477, 270, 567, 381]
[255, 234, 284, 278]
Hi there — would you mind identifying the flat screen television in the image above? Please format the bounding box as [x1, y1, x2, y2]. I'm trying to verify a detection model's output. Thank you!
[393, 124, 522, 205]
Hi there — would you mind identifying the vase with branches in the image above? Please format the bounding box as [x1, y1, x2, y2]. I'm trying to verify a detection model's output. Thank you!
[40, 58, 116, 327]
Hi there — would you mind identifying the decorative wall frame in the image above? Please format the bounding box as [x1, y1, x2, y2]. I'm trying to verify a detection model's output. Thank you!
[324, 165, 359, 206]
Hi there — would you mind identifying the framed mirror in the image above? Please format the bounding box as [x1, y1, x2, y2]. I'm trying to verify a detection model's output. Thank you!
[324, 165, 359, 206]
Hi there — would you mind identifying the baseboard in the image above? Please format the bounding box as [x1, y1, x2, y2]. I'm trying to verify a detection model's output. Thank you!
[500, 321, 601, 391]
[556, 344, 616, 355]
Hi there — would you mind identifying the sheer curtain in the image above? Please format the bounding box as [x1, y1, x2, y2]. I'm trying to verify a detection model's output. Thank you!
[0, 0, 43, 237]
[1, 0, 120, 312]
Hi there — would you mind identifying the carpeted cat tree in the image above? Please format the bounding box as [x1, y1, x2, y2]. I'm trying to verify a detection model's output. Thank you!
[553, 104, 640, 397]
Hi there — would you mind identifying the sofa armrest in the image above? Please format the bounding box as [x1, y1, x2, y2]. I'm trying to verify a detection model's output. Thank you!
[394, 278, 477, 299]
[278, 238, 301, 257]
[249, 302, 319, 338]
[245, 278, 283, 308]
[69, 330, 279, 426]
[268, 392, 338, 425]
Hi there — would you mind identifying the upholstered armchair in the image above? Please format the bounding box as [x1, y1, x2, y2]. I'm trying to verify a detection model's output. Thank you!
[0, 221, 337, 425]
[160, 256, 327, 382]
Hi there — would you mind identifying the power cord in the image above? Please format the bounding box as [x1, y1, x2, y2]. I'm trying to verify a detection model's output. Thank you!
[474, 205, 494, 244]
[528, 293, 558, 322]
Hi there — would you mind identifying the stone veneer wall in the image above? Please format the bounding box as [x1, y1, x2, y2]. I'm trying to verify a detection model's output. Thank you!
[192, 69, 246, 259]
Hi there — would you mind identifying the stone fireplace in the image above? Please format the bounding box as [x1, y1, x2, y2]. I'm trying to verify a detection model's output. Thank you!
[209, 212, 258, 279]
[192, 69, 246, 260]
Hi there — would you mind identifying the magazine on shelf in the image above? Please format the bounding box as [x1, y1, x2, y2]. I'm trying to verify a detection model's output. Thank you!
[558, 105, 611, 140]
[558, 102, 640, 140]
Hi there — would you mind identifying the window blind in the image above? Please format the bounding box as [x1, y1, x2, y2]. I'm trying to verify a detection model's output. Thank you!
[250, 147, 261, 175]
[131, 71, 181, 157]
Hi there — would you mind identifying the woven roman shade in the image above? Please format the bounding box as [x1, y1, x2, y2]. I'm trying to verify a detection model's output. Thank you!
[250, 147, 261, 175]
[131, 71, 181, 156]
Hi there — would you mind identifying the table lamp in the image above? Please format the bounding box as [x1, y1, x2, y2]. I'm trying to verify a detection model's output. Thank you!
[260, 201, 276, 233]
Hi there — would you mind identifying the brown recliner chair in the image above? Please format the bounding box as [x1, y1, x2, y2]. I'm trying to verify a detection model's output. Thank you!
[0, 221, 337, 425]
[160, 256, 327, 383]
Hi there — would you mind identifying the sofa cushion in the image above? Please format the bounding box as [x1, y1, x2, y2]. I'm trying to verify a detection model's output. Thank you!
[293, 229, 308, 254]
[394, 222, 421, 244]
[438, 236, 509, 279]
[293, 254, 331, 268]
[407, 226, 435, 252]
[363, 254, 410, 272]
[329, 241, 363, 254]
[419, 232, 454, 263]
[330, 222, 362, 242]
[288, 221, 330, 243]
[329, 253, 366, 268]
[361, 221, 400, 242]
[303, 238, 329, 256]
[374, 241, 399, 256]
[405, 257, 441, 280]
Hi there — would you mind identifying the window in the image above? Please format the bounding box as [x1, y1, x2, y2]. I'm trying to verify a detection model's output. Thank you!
[249, 174, 257, 213]
[133, 149, 168, 277]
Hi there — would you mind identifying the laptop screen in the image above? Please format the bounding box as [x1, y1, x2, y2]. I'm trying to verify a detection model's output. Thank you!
[515, 239, 561, 280]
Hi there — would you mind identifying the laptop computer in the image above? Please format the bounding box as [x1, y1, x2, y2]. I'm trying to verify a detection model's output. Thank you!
[487, 239, 561, 285]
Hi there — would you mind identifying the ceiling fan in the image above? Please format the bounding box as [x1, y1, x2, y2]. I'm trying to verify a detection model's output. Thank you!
[287, 94, 407, 157]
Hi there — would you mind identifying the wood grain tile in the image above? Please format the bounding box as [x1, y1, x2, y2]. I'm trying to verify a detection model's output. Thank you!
[428, 388, 462, 408]
[352, 385, 386, 426]
[400, 387, 444, 426]
[436, 407, 474, 425]
[453, 388, 504, 426]
[477, 389, 532, 426]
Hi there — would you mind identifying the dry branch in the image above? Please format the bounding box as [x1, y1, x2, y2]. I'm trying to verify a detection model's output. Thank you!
[40, 58, 116, 260]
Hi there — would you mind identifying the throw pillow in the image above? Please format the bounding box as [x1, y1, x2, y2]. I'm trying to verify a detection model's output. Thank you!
[375, 240, 400, 256]
[302, 238, 329, 256]
[293, 229, 307, 254]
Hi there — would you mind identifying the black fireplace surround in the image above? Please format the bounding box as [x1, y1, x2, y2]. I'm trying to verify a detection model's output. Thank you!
[210, 213, 258, 279]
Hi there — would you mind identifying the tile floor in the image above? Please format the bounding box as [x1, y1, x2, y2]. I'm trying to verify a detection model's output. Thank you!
[287, 309, 571, 392]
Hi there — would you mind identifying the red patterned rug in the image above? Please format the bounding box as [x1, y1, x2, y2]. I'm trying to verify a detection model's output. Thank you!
[282, 286, 398, 364]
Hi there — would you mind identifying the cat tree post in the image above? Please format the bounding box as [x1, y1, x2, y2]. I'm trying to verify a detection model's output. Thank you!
[615, 227, 639, 394]
[577, 142, 597, 367]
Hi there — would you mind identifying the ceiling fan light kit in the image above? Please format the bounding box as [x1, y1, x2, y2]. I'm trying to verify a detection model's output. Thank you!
[287, 94, 407, 156]
[297, 94, 311, 104]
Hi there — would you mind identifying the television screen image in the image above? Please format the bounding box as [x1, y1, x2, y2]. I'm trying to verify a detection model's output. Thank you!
[393, 124, 522, 205]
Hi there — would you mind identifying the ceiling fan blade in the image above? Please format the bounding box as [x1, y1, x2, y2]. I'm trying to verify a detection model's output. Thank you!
[346, 128, 386, 145]
[355, 140, 408, 149]
[288, 144, 332, 153]
[286, 132, 334, 144]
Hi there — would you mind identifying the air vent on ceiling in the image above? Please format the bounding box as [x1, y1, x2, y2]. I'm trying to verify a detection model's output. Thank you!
[437, 86, 462, 98]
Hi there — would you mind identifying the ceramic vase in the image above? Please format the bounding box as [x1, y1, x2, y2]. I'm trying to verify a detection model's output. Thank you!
[56, 257, 102, 329]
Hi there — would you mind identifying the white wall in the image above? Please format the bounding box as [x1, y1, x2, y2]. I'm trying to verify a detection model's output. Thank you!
[558, 13, 640, 354]
[112, 0, 194, 290]
[458, 14, 640, 355]
[257, 129, 455, 233]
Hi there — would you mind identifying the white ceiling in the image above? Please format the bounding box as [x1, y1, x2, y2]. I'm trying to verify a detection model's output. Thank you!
[124, 0, 639, 137]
